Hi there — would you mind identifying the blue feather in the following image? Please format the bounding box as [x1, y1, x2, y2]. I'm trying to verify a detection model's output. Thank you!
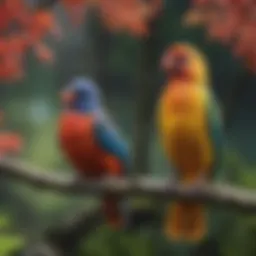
[94, 120, 130, 174]
[64, 76, 130, 173]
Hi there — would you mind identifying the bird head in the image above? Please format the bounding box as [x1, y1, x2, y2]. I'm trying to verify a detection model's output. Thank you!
[60, 77, 101, 113]
[160, 42, 209, 85]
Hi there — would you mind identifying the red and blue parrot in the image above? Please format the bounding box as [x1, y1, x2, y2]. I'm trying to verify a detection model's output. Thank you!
[58, 77, 130, 229]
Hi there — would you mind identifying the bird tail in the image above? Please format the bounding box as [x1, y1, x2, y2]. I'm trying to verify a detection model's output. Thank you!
[164, 201, 206, 242]
[102, 194, 124, 230]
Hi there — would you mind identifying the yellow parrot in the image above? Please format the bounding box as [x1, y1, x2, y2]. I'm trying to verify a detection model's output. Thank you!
[156, 42, 224, 242]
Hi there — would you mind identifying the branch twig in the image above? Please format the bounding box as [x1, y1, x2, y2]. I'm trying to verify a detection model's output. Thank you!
[0, 159, 256, 212]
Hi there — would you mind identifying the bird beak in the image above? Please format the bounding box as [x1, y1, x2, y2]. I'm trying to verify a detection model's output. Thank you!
[161, 54, 174, 71]
[162, 55, 184, 73]
[161, 47, 188, 76]
[60, 90, 75, 105]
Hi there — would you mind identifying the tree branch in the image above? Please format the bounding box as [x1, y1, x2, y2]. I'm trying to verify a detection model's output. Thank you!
[0, 159, 256, 213]
[132, 5, 163, 175]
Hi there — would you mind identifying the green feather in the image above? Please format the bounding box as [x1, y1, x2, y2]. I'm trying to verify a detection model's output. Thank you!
[206, 91, 225, 180]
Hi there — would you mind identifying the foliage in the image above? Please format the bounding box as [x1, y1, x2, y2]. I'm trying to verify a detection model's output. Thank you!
[0, 0, 162, 82]
[80, 226, 156, 256]
[0, 235, 24, 256]
[61, 0, 162, 37]
[217, 151, 256, 256]
[0, 0, 60, 82]
[184, 0, 256, 72]
[0, 213, 24, 256]
[0, 0, 255, 255]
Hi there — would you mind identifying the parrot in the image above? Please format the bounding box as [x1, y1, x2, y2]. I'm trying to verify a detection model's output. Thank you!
[58, 77, 130, 229]
[156, 42, 224, 242]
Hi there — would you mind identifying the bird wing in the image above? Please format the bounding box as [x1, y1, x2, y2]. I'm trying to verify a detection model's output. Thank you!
[94, 117, 130, 174]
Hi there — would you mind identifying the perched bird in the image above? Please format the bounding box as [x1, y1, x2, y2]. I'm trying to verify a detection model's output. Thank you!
[58, 77, 130, 229]
[156, 43, 224, 242]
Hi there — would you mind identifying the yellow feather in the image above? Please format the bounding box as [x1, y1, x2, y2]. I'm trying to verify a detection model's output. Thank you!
[157, 82, 213, 183]
[156, 43, 214, 241]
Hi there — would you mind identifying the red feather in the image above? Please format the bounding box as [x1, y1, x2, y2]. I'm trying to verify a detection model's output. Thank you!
[58, 111, 124, 229]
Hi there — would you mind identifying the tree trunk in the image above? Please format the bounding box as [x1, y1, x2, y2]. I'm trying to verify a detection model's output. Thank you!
[132, 16, 162, 175]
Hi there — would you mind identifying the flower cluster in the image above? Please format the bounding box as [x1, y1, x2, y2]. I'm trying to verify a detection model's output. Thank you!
[184, 0, 256, 72]
[61, 0, 162, 37]
[0, 0, 60, 82]
[0, 111, 22, 158]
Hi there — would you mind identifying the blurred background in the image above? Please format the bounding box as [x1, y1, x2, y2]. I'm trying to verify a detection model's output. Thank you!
[0, 0, 255, 255]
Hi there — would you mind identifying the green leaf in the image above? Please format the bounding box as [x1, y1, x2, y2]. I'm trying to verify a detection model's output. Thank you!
[0, 215, 12, 230]
[0, 235, 24, 256]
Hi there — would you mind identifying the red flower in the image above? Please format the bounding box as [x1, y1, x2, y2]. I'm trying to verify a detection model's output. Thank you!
[0, 1, 61, 82]
[60, 0, 162, 37]
[184, 0, 256, 72]
[0, 111, 23, 157]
